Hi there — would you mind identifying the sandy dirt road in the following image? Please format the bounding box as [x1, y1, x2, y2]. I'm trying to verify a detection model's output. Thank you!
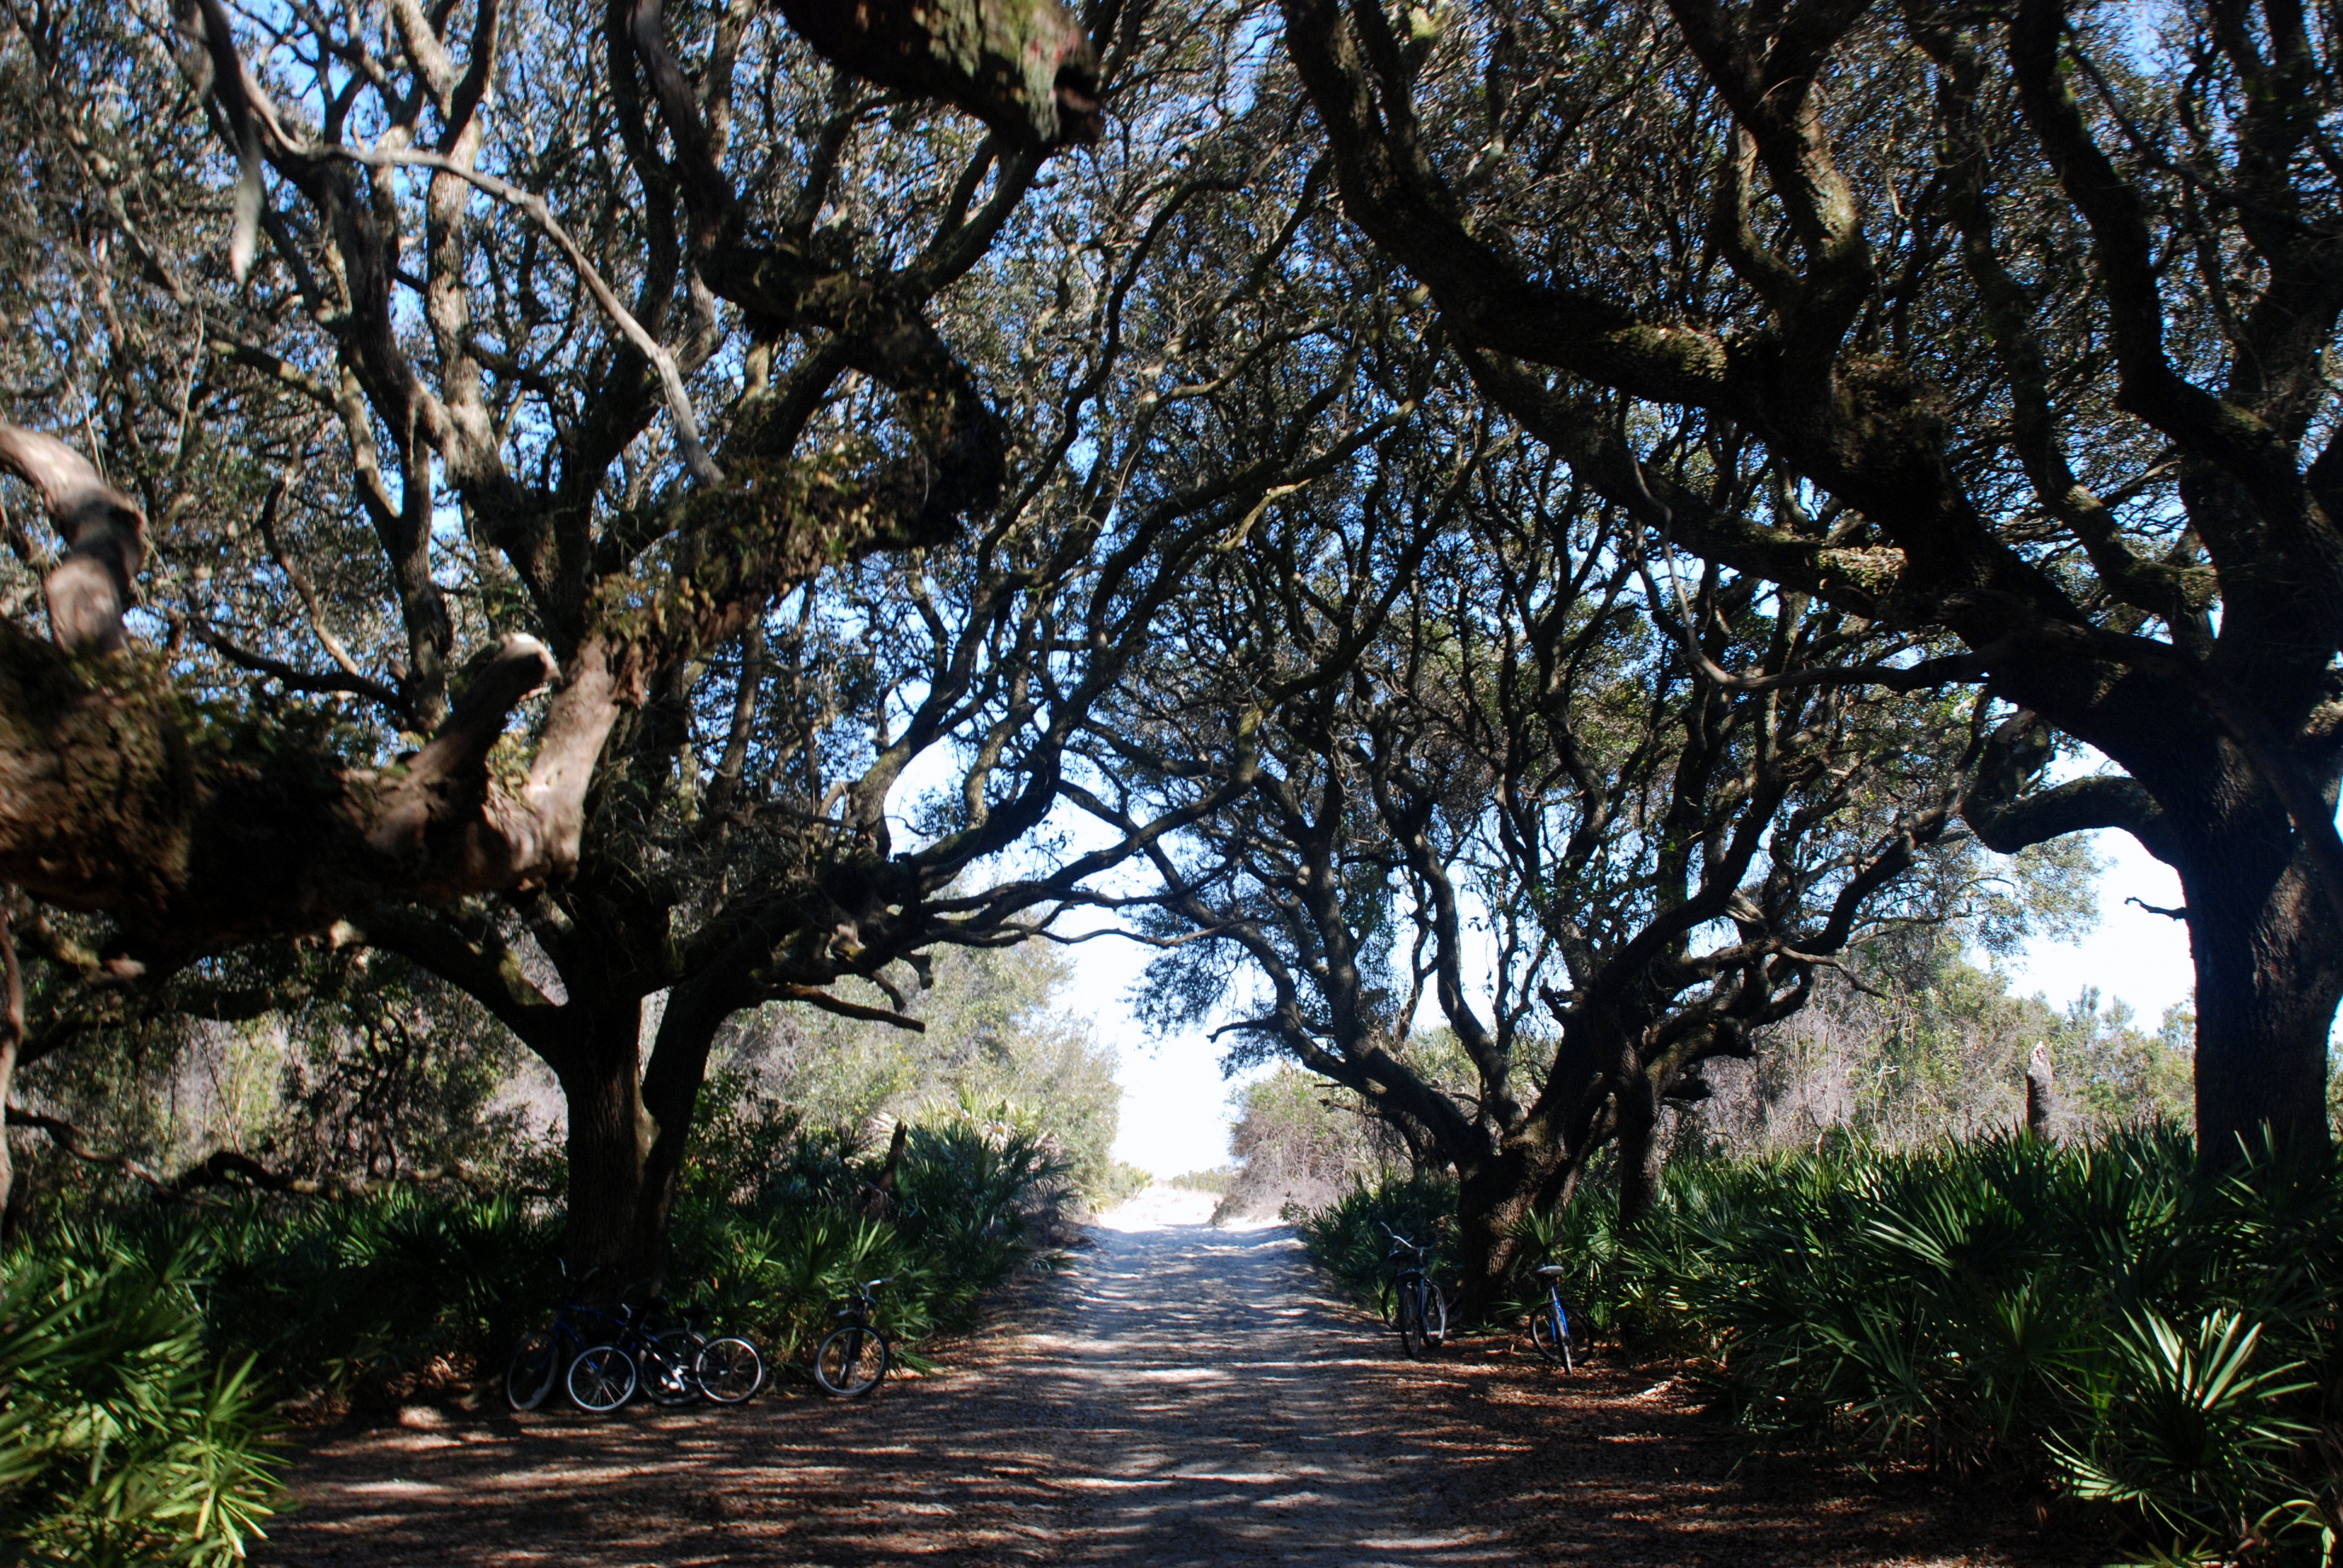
[258, 1189, 2074, 1566]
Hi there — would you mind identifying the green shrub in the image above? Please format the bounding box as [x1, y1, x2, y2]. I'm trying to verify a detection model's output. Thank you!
[1488, 1180, 1630, 1336]
[0, 1240, 283, 1566]
[667, 1112, 1076, 1370]
[97, 1192, 557, 1408]
[714, 941, 1134, 1205]
[1, 1098, 1074, 1461]
[1096, 1161, 1155, 1207]
[1290, 1172, 1458, 1319]
[677, 1206, 934, 1364]
[1630, 1130, 2342, 1563]
[1297, 1131, 2343, 1566]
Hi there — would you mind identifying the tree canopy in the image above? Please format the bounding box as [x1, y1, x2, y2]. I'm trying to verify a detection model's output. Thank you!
[1273, 0, 2343, 1162]
[1, 0, 2338, 1276]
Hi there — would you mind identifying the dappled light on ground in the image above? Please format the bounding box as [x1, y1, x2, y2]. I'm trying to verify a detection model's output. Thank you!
[262, 1195, 2081, 1565]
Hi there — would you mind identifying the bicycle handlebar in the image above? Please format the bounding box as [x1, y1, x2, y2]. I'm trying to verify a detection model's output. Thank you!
[555, 1261, 611, 1297]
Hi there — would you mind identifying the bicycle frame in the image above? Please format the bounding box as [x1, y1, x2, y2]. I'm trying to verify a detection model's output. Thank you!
[1382, 1227, 1435, 1289]
[552, 1275, 649, 1370]
[1531, 1265, 1575, 1370]
[814, 1277, 894, 1397]
[508, 1271, 640, 1412]
[1382, 1227, 1446, 1355]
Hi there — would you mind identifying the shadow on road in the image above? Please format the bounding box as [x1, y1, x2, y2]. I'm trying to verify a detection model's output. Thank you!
[260, 1204, 2080, 1567]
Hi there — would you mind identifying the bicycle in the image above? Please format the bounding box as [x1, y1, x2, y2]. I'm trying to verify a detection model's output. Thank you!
[1529, 1263, 1575, 1370]
[585, 1285, 770, 1408]
[505, 1264, 640, 1414]
[813, 1277, 894, 1397]
[637, 1294, 767, 1405]
[1383, 1226, 1447, 1359]
[601, 1288, 709, 1408]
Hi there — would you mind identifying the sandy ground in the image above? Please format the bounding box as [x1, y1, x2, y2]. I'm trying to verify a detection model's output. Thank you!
[255, 1187, 2088, 1566]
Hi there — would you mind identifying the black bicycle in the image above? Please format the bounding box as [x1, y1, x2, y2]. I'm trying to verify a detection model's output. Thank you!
[507, 1269, 765, 1412]
[1383, 1226, 1447, 1359]
[505, 1264, 639, 1413]
[640, 1295, 767, 1405]
[595, 1284, 768, 1406]
[591, 1289, 711, 1409]
[1529, 1263, 1575, 1370]
[813, 1277, 894, 1397]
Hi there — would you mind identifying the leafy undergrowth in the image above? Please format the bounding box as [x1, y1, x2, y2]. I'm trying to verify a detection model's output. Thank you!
[667, 1109, 1080, 1371]
[1288, 1172, 1459, 1321]
[0, 1240, 283, 1566]
[0, 1107, 1076, 1563]
[1299, 1129, 2343, 1568]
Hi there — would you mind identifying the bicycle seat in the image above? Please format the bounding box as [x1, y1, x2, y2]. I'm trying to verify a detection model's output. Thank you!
[1535, 1265, 1566, 1278]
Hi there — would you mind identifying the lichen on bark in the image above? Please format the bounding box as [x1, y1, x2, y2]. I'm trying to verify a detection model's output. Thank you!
[773, 0, 1103, 149]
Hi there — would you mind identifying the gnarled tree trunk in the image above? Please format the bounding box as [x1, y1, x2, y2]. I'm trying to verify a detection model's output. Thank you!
[2171, 785, 2343, 1166]
[555, 1001, 661, 1291]
[1450, 1137, 1561, 1319]
[545, 962, 750, 1290]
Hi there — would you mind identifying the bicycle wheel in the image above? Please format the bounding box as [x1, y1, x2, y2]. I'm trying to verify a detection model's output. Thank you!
[1420, 1282, 1448, 1351]
[814, 1325, 890, 1397]
[638, 1332, 699, 1406]
[696, 1336, 767, 1404]
[566, 1343, 638, 1413]
[1530, 1301, 1575, 1370]
[505, 1330, 560, 1412]
[1396, 1283, 1427, 1359]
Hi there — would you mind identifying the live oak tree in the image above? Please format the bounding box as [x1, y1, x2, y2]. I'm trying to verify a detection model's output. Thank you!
[0, 0, 1380, 1275]
[0, 0, 1101, 941]
[1099, 402, 2060, 1308]
[1274, 0, 2343, 1162]
[0, 0, 1100, 1229]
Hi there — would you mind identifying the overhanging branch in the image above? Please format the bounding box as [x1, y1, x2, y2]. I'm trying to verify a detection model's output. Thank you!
[775, 982, 925, 1033]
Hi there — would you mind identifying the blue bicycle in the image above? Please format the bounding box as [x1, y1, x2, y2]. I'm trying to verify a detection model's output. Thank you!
[1530, 1263, 1575, 1370]
[505, 1263, 649, 1413]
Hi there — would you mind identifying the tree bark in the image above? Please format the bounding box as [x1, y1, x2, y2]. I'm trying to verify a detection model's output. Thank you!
[626, 978, 739, 1276]
[0, 903, 22, 1219]
[0, 610, 634, 951]
[1613, 1074, 1667, 1229]
[2024, 1043, 2054, 1137]
[2175, 828, 2342, 1166]
[547, 964, 747, 1291]
[1969, 710, 2342, 1164]
[1452, 1147, 1547, 1319]
[771, 0, 1101, 149]
[556, 1001, 661, 1291]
